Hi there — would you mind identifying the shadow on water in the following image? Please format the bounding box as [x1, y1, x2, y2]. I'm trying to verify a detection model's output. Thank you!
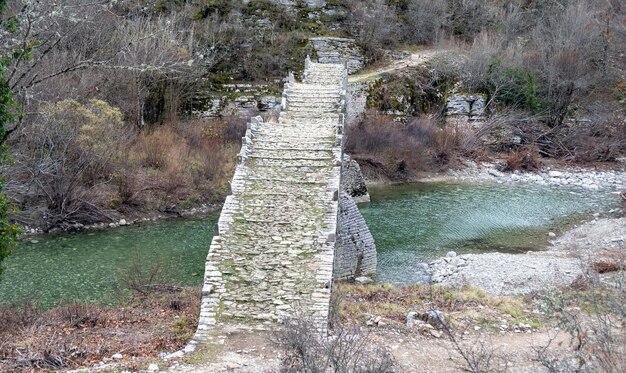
[360, 182, 621, 285]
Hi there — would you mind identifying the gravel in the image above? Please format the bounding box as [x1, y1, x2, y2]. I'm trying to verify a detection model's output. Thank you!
[426, 217, 626, 295]
[447, 161, 626, 191]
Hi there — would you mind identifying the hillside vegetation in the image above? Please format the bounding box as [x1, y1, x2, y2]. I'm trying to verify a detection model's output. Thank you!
[0, 0, 624, 230]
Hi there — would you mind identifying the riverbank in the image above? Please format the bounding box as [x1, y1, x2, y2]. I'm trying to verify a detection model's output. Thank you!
[426, 216, 626, 295]
[362, 158, 625, 194]
[18, 202, 221, 237]
[362, 158, 625, 293]
[0, 287, 201, 372]
[444, 159, 626, 191]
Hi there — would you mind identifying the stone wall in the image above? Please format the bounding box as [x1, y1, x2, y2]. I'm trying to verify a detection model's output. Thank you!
[346, 81, 369, 127]
[445, 94, 485, 127]
[335, 192, 377, 280]
[309, 37, 365, 74]
[193, 84, 281, 118]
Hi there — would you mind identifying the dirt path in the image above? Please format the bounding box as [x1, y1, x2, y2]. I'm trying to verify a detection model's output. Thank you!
[161, 326, 571, 373]
[348, 49, 444, 83]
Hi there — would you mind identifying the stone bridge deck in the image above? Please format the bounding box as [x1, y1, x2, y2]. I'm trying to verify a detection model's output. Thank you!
[194, 59, 347, 339]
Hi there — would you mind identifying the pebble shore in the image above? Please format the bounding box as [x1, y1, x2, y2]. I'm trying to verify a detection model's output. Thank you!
[448, 161, 625, 191]
[423, 161, 626, 295]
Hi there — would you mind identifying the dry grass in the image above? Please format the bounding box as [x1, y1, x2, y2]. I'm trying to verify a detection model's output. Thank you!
[0, 288, 200, 372]
[113, 117, 245, 212]
[337, 283, 541, 329]
[503, 145, 542, 172]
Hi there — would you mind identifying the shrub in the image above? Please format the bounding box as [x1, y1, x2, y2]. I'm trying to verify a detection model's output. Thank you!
[343, 0, 399, 61]
[558, 115, 626, 162]
[12, 99, 130, 228]
[136, 127, 178, 170]
[274, 314, 396, 373]
[346, 113, 430, 179]
[430, 123, 461, 164]
[346, 112, 462, 180]
[503, 146, 542, 172]
[446, 0, 494, 40]
[56, 303, 101, 328]
[403, 0, 447, 44]
[536, 261, 626, 373]
[0, 188, 19, 278]
[487, 64, 542, 113]
[116, 254, 175, 295]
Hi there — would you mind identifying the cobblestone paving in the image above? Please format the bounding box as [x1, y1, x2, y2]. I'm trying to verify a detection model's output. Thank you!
[194, 59, 347, 339]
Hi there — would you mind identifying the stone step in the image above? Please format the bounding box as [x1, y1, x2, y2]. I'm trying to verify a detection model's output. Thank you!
[306, 74, 344, 79]
[289, 82, 340, 90]
[247, 155, 333, 162]
[287, 107, 339, 114]
[252, 129, 337, 138]
[286, 95, 339, 102]
[248, 158, 332, 168]
[287, 100, 339, 107]
[251, 145, 336, 152]
[286, 89, 341, 95]
[244, 176, 327, 185]
[253, 140, 335, 147]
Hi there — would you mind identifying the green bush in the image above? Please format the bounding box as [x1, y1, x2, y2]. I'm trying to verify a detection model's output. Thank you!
[194, 0, 235, 19]
[487, 62, 542, 113]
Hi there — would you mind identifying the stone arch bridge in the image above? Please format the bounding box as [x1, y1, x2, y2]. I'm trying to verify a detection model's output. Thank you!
[194, 57, 376, 340]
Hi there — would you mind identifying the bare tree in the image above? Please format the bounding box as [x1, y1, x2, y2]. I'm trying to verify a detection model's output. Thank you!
[526, 0, 605, 127]
[110, 14, 194, 127]
[404, 0, 448, 44]
[1, 1, 207, 137]
[344, 0, 398, 60]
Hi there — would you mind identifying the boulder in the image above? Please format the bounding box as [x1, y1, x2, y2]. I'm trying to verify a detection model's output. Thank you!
[354, 276, 373, 285]
[427, 310, 445, 326]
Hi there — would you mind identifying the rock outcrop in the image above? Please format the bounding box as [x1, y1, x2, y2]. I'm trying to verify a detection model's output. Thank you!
[309, 37, 365, 74]
[445, 94, 485, 127]
[341, 154, 370, 203]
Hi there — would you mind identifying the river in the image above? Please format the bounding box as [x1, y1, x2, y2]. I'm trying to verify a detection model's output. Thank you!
[0, 182, 620, 307]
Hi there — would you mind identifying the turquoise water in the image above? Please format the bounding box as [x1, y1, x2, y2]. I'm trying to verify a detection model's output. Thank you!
[360, 182, 621, 284]
[0, 216, 217, 308]
[0, 182, 619, 307]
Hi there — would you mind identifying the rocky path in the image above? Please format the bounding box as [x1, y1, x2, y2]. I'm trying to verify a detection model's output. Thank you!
[194, 60, 347, 339]
[348, 49, 443, 83]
